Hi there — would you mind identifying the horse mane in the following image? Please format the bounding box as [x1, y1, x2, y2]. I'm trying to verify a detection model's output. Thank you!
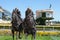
[12, 8, 22, 26]
[24, 8, 35, 28]
[25, 8, 32, 17]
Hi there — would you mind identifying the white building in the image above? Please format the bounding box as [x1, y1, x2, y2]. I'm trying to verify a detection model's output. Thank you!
[0, 6, 11, 29]
[36, 9, 54, 25]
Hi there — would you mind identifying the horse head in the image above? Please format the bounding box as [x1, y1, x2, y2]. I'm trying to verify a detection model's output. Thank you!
[24, 8, 35, 28]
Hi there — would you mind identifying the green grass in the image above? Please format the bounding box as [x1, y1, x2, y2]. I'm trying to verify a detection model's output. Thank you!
[0, 35, 60, 40]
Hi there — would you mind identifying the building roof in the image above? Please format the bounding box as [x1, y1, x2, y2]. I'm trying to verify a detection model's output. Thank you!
[0, 8, 4, 12]
[0, 6, 11, 14]
[36, 9, 53, 13]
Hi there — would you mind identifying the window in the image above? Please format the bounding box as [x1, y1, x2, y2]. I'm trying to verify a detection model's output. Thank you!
[46, 12, 52, 17]
[0, 12, 2, 19]
[0, 12, 11, 21]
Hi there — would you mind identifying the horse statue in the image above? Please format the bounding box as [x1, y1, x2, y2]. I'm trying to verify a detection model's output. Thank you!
[23, 8, 36, 40]
[11, 8, 23, 40]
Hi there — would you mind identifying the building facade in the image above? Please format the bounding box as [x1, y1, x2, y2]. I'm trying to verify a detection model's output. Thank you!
[36, 9, 54, 25]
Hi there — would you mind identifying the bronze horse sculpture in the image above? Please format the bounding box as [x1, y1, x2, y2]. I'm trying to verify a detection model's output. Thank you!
[11, 8, 23, 40]
[23, 8, 36, 40]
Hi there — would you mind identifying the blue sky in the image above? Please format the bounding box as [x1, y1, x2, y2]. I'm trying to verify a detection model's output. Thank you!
[0, 0, 60, 21]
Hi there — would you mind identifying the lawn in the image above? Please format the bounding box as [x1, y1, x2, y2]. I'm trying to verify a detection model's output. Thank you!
[0, 35, 60, 40]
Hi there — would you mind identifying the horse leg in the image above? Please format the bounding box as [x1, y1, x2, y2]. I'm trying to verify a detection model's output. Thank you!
[31, 34, 36, 40]
[19, 31, 22, 39]
[12, 30, 14, 40]
[25, 33, 28, 40]
[16, 32, 18, 40]
[33, 32, 36, 40]
[31, 29, 36, 40]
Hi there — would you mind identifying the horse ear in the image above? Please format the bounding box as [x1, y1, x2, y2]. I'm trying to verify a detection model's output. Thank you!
[18, 11, 21, 16]
[25, 10, 28, 17]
